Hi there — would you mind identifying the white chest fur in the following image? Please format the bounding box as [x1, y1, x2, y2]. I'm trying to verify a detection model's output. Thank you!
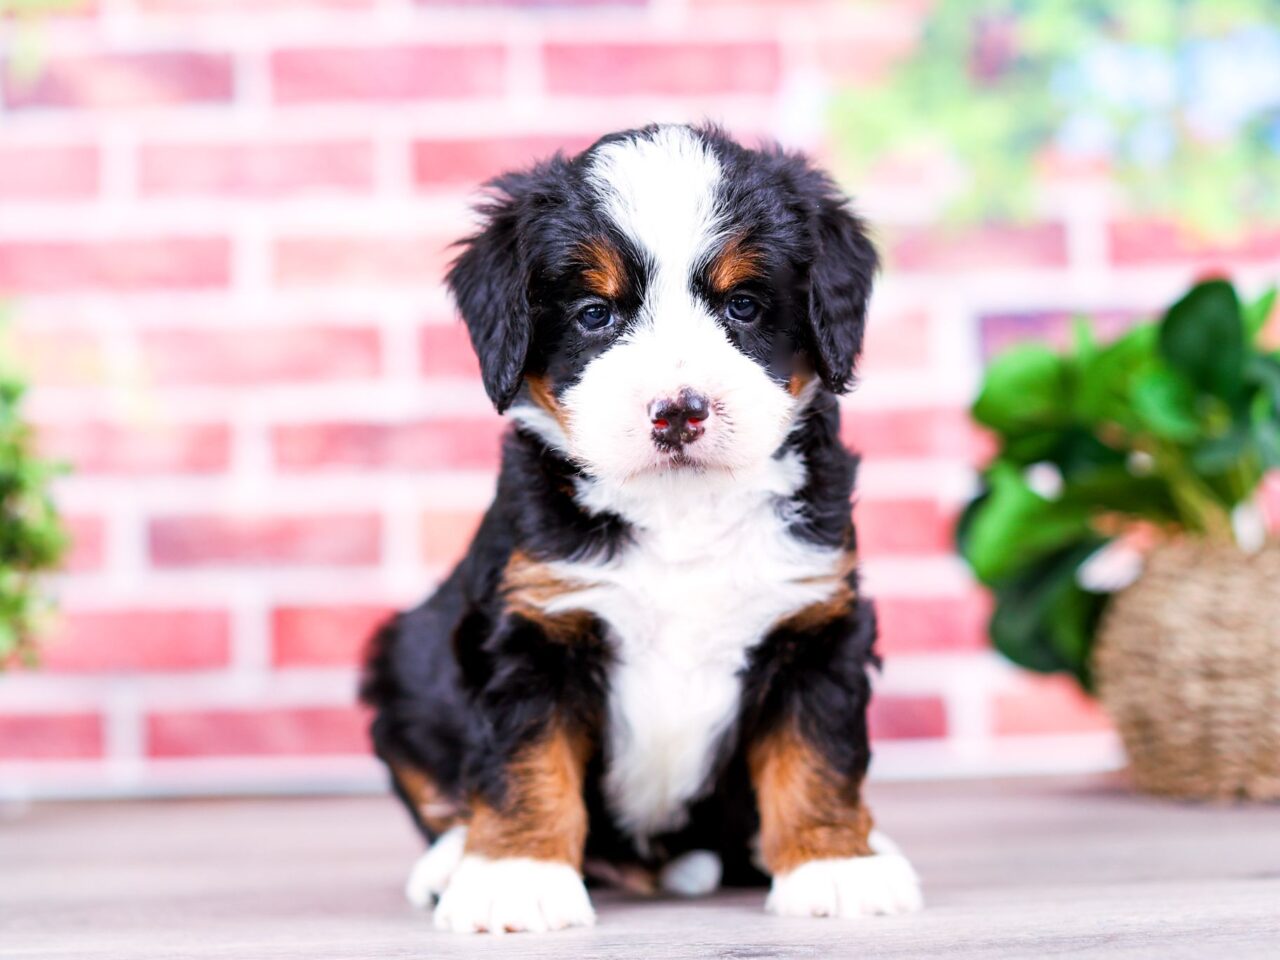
[539, 453, 847, 841]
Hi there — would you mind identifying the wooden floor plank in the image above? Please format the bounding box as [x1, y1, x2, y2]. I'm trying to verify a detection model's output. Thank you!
[2, 775, 1278, 959]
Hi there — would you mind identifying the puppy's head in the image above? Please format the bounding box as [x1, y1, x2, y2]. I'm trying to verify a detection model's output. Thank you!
[447, 124, 877, 484]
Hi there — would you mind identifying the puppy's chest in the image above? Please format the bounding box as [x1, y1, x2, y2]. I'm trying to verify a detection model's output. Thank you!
[546, 493, 844, 840]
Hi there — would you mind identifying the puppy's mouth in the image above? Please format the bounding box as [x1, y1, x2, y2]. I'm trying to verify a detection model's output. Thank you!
[658, 448, 703, 470]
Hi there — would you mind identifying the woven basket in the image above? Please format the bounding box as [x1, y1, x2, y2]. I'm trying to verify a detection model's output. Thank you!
[1093, 539, 1280, 801]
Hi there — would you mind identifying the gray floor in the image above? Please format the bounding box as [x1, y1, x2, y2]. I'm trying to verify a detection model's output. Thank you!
[3, 775, 1279, 959]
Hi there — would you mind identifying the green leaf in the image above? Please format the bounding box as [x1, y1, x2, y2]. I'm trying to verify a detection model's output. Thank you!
[1061, 467, 1181, 523]
[1072, 315, 1096, 361]
[972, 344, 1072, 435]
[1158, 279, 1246, 399]
[1074, 323, 1157, 425]
[1246, 355, 1280, 410]
[988, 538, 1110, 691]
[1191, 426, 1254, 475]
[1130, 368, 1201, 441]
[963, 463, 1093, 585]
[1243, 287, 1277, 339]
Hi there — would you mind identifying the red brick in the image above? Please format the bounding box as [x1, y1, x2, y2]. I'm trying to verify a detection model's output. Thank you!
[0, 144, 99, 199]
[418, 0, 642, 5]
[842, 406, 978, 460]
[411, 134, 596, 189]
[64, 515, 107, 573]
[139, 140, 374, 197]
[2, 52, 233, 110]
[274, 236, 452, 287]
[149, 513, 381, 567]
[422, 510, 483, 567]
[44, 609, 230, 673]
[994, 674, 1112, 736]
[0, 713, 103, 760]
[273, 419, 505, 471]
[147, 706, 369, 757]
[1263, 476, 1280, 533]
[545, 42, 781, 96]
[271, 604, 392, 667]
[6, 329, 105, 387]
[868, 695, 947, 740]
[138, 327, 381, 385]
[876, 592, 990, 655]
[980, 310, 1138, 362]
[815, 32, 919, 87]
[1110, 220, 1280, 267]
[890, 224, 1068, 271]
[862, 309, 930, 374]
[419, 323, 480, 379]
[271, 45, 505, 104]
[138, 0, 370, 10]
[858, 499, 955, 555]
[37, 422, 231, 474]
[0, 238, 231, 293]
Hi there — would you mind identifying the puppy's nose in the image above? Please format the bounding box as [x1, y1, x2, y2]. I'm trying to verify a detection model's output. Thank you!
[649, 389, 711, 449]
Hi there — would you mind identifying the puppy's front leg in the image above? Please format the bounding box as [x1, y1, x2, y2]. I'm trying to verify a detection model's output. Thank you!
[750, 718, 923, 919]
[434, 607, 600, 935]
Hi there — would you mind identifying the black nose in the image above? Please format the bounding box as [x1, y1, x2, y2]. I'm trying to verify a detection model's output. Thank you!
[649, 389, 711, 449]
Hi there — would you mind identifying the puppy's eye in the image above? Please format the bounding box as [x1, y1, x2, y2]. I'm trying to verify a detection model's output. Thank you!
[725, 295, 761, 324]
[578, 303, 613, 331]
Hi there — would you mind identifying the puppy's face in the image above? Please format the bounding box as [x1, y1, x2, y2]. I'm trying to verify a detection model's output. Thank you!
[448, 125, 877, 484]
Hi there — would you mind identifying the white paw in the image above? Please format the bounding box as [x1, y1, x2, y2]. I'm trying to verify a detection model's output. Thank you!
[405, 826, 467, 908]
[659, 849, 722, 898]
[766, 854, 923, 919]
[433, 855, 596, 934]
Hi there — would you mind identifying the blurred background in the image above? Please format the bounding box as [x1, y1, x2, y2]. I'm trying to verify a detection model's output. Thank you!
[1, 0, 1277, 800]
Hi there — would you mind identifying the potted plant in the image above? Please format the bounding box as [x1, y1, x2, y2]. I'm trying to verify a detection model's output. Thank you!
[958, 278, 1280, 799]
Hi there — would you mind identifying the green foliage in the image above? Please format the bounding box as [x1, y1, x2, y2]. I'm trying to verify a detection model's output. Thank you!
[1, 0, 86, 81]
[0, 306, 68, 670]
[833, 0, 1280, 232]
[959, 279, 1280, 689]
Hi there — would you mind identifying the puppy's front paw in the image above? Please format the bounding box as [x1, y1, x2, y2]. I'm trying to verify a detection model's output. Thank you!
[405, 826, 467, 908]
[766, 853, 923, 919]
[433, 854, 596, 934]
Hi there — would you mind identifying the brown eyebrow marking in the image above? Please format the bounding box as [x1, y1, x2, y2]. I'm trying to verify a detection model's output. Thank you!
[708, 233, 763, 293]
[578, 237, 626, 299]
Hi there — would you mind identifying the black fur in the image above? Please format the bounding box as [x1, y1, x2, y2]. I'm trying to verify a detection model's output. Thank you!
[362, 124, 880, 880]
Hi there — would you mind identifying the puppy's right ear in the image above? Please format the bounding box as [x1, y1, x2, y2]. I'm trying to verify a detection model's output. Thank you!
[447, 169, 551, 413]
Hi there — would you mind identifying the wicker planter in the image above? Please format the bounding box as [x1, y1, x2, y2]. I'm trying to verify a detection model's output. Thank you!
[1093, 540, 1280, 800]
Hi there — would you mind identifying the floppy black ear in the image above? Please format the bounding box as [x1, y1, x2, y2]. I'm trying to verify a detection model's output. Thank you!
[446, 171, 545, 413]
[804, 184, 878, 394]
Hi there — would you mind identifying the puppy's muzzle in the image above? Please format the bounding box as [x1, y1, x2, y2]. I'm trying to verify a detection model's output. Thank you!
[649, 389, 710, 451]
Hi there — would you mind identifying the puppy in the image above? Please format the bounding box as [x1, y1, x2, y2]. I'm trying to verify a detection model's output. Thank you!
[361, 123, 923, 933]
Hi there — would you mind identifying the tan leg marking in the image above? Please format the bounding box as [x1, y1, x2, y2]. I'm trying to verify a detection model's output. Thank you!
[391, 763, 466, 836]
[749, 720, 873, 876]
[466, 725, 592, 868]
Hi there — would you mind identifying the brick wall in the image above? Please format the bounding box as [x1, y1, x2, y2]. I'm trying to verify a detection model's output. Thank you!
[1, 0, 1276, 799]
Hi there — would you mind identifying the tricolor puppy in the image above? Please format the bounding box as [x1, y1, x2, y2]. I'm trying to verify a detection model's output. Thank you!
[362, 124, 923, 934]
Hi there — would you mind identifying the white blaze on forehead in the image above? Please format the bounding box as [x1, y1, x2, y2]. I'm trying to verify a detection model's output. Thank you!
[586, 126, 725, 290]
[565, 125, 795, 485]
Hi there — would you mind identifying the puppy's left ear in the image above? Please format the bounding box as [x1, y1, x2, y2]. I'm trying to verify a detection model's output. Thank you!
[803, 184, 879, 394]
[447, 166, 558, 413]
